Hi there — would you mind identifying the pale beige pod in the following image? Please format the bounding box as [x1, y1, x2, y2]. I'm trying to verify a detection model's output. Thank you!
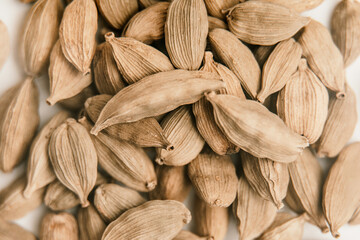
[323, 142, 360, 238]
[24, 111, 70, 198]
[0, 77, 39, 172]
[58, 85, 95, 112]
[349, 206, 360, 225]
[277, 59, 329, 144]
[96, 0, 138, 29]
[40, 212, 78, 240]
[91, 70, 224, 134]
[227, 1, 310, 45]
[78, 204, 106, 240]
[44, 180, 80, 211]
[102, 200, 191, 240]
[165, 0, 208, 70]
[208, 28, 261, 99]
[208, 16, 228, 31]
[298, 19, 346, 98]
[0, 20, 10, 71]
[122, 2, 169, 44]
[173, 231, 208, 240]
[331, 0, 360, 66]
[156, 106, 205, 166]
[204, 0, 238, 19]
[104, 33, 174, 84]
[206, 93, 309, 162]
[252, 0, 324, 12]
[0, 217, 37, 240]
[59, 0, 97, 73]
[139, 0, 164, 8]
[20, 0, 63, 77]
[241, 151, 289, 209]
[188, 152, 238, 207]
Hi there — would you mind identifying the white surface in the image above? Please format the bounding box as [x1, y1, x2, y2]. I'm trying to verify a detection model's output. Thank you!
[0, 0, 359, 239]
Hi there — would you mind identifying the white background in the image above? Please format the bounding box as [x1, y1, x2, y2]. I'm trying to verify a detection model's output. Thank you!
[0, 0, 360, 239]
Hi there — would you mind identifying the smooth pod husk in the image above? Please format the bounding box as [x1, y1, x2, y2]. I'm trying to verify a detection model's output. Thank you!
[40, 212, 79, 240]
[165, 0, 208, 70]
[94, 183, 146, 223]
[188, 151, 238, 207]
[233, 177, 277, 240]
[331, 0, 360, 67]
[206, 93, 309, 162]
[44, 180, 80, 211]
[204, 0, 238, 19]
[208, 16, 228, 31]
[208, 28, 261, 99]
[20, 0, 63, 77]
[241, 151, 289, 209]
[155, 106, 205, 166]
[323, 142, 360, 238]
[78, 204, 106, 240]
[252, 0, 324, 12]
[59, 0, 98, 73]
[298, 19, 346, 98]
[91, 69, 224, 134]
[122, 2, 169, 44]
[49, 118, 98, 207]
[0, 217, 37, 240]
[257, 38, 303, 103]
[0, 77, 39, 172]
[277, 59, 329, 144]
[24, 111, 70, 198]
[227, 1, 310, 45]
[173, 231, 208, 240]
[102, 200, 191, 240]
[0, 20, 10, 71]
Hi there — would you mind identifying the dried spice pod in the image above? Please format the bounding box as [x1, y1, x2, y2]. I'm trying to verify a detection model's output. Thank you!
[49, 118, 98, 207]
[91, 70, 224, 134]
[81, 117, 157, 192]
[323, 142, 360, 238]
[78, 204, 106, 240]
[59, 0, 97, 73]
[156, 106, 205, 166]
[285, 148, 328, 232]
[139, 0, 166, 8]
[298, 19, 346, 98]
[188, 152, 238, 207]
[0, 176, 45, 220]
[149, 165, 191, 202]
[0, 77, 39, 172]
[331, 0, 360, 66]
[24, 111, 70, 198]
[227, 1, 310, 45]
[96, 0, 138, 29]
[85, 95, 172, 149]
[204, 0, 238, 19]
[165, 0, 208, 70]
[349, 206, 360, 225]
[174, 231, 208, 240]
[193, 196, 228, 240]
[254, 45, 275, 68]
[0, 217, 36, 240]
[241, 151, 289, 209]
[58, 85, 95, 112]
[44, 180, 80, 211]
[233, 177, 277, 240]
[208, 16, 228, 31]
[122, 2, 169, 44]
[193, 52, 244, 155]
[206, 93, 309, 162]
[277, 59, 329, 144]
[208, 28, 261, 99]
[102, 200, 191, 240]
[20, 0, 63, 77]
[0, 20, 10, 71]
[94, 183, 146, 223]
[258, 213, 306, 240]
[40, 212, 78, 240]
[104, 33, 174, 84]
[254, 0, 324, 12]
[257, 38, 303, 103]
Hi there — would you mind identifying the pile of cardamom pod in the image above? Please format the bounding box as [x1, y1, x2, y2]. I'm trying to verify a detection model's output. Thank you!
[0, 0, 359, 239]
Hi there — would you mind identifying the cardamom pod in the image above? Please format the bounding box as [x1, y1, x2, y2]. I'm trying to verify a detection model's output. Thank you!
[40, 212, 78, 240]
[254, 0, 324, 12]
[102, 200, 191, 240]
[227, 1, 310, 45]
[122, 2, 169, 44]
[254, 45, 275, 68]
[206, 93, 309, 162]
[0, 217, 36, 240]
[44, 180, 80, 211]
[188, 151, 238, 207]
[58, 85, 95, 112]
[78, 204, 106, 240]
[24, 111, 70, 198]
[96, 0, 138, 29]
[277, 59, 329, 144]
[0, 20, 10, 71]
[0, 77, 39, 172]
[59, 0, 97, 73]
[257, 38, 303, 103]
[331, 0, 360, 66]
[298, 19, 346, 98]
[20, 0, 63, 77]
[204, 0, 238, 19]
[323, 142, 360, 238]
[241, 151, 289, 209]
[349, 205, 360, 225]
[139, 0, 163, 8]
[91, 70, 224, 134]
[155, 106, 205, 166]
[208, 28, 261, 99]
[165, 0, 208, 70]
[174, 231, 208, 240]
[208, 16, 228, 31]
[94, 183, 146, 223]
